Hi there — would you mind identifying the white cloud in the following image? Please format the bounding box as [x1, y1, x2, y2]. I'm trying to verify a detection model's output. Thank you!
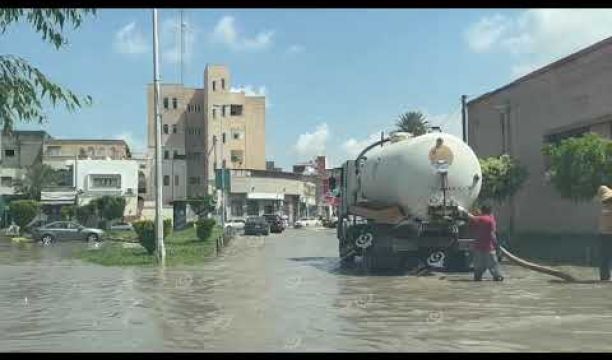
[465, 9, 612, 79]
[341, 133, 381, 160]
[210, 16, 274, 51]
[286, 44, 305, 54]
[465, 14, 509, 52]
[230, 84, 271, 107]
[113, 22, 148, 55]
[294, 123, 330, 160]
[115, 131, 146, 154]
[161, 16, 197, 65]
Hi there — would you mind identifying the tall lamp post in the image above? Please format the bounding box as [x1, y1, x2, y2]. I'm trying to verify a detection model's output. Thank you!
[152, 9, 166, 264]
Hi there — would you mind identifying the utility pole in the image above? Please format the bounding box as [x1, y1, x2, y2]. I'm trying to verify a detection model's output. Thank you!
[461, 94, 468, 143]
[152, 9, 166, 264]
[180, 9, 185, 85]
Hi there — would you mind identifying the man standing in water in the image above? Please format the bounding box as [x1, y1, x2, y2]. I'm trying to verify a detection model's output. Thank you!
[458, 204, 504, 282]
[597, 186, 612, 281]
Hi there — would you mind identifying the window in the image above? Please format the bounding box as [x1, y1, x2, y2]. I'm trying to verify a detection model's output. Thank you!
[221, 78, 226, 90]
[163, 97, 169, 109]
[189, 176, 200, 185]
[212, 108, 217, 119]
[222, 159, 227, 168]
[78, 148, 87, 159]
[4, 149, 15, 157]
[232, 129, 244, 140]
[90, 174, 121, 189]
[173, 150, 178, 159]
[222, 133, 226, 143]
[163, 124, 169, 134]
[172, 124, 177, 134]
[231, 150, 244, 164]
[174, 175, 179, 186]
[196, 105, 200, 112]
[544, 126, 590, 145]
[212, 81, 216, 91]
[163, 175, 170, 186]
[172, 98, 177, 109]
[47, 146, 62, 156]
[222, 105, 226, 117]
[1, 176, 12, 187]
[164, 150, 169, 160]
[230, 104, 243, 116]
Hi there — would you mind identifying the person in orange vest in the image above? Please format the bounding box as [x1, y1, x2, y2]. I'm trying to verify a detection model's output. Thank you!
[597, 186, 612, 281]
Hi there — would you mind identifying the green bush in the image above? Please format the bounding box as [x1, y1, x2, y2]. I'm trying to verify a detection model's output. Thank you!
[60, 205, 76, 220]
[93, 196, 126, 222]
[196, 218, 216, 241]
[478, 154, 528, 204]
[76, 202, 96, 225]
[543, 133, 612, 202]
[8, 200, 39, 228]
[133, 219, 172, 255]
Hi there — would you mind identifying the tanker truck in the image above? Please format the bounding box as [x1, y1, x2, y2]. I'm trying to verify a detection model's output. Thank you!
[330, 130, 482, 272]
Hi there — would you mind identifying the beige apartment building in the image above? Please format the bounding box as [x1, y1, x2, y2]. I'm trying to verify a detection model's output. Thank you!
[147, 64, 266, 205]
[468, 36, 612, 235]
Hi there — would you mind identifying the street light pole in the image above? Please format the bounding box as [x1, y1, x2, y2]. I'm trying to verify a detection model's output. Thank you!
[152, 9, 166, 264]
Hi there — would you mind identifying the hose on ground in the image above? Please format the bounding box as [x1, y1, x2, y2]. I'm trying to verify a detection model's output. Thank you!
[499, 246, 577, 282]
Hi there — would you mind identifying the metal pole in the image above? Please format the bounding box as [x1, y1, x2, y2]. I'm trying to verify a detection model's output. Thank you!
[153, 9, 166, 264]
[461, 95, 468, 143]
[220, 111, 225, 228]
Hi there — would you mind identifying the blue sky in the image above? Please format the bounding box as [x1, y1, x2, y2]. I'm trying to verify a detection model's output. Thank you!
[3, 9, 612, 169]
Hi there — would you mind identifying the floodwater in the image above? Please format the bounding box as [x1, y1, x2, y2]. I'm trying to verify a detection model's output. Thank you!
[2, 228, 612, 352]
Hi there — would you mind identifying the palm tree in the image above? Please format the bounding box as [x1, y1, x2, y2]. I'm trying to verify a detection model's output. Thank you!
[395, 111, 429, 136]
[13, 163, 63, 200]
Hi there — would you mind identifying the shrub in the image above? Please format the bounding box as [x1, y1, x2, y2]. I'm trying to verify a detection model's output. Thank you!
[133, 219, 172, 255]
[478, 154, 528, 205]
[543, 133, 612, 202]
[60, 205, 76, 220]
[76, 202, 96, 225]
[93, 196, 126, 222]
[196, 218, 216, 241]
[8, 200, 39, 228]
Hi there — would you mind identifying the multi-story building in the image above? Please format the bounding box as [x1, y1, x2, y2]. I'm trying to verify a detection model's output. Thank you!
[0, 130, 52, 196]
[292, 156, 334, 218]
[468, 36, 612, 235]
[146, 64, 266, 205]
[43, 139, 130, 167]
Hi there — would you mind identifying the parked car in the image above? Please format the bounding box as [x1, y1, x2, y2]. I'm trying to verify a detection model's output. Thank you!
[262, 214, 284, 233]
[224, 219, 246, 230]
[109, 222, 134, 231]
[244, 216, 270, 236]
[32, 221, 105, 244]
[294, 217, 320, 227]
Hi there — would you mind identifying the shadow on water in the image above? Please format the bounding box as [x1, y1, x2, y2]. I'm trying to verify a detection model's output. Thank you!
[287, 256, 421, 277]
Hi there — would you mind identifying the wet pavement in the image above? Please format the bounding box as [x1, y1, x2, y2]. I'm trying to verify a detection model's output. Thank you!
[2, 228, 612, 352]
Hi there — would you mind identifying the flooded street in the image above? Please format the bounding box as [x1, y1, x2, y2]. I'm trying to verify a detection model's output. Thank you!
[2, 228, 612, 352]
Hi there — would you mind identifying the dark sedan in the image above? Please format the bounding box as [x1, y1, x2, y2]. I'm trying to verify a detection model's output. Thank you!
[244, 216, 270, 236]
[263, 214, 284, 233]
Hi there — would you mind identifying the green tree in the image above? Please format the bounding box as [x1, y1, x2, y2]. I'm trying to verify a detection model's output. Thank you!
[8, 199, 39, 228]
[13, 163, 64, 200]
[543, 132, 612, 202]
[188, 195, 217, 218]
[478, 154, 528, 205]
[0, 9, 96, 131]
[395, 111, 429, 136]
[93, 196, 126, 223]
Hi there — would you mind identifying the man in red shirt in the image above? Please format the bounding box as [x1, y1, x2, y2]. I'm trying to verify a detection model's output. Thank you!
[459, 204, 504, 282]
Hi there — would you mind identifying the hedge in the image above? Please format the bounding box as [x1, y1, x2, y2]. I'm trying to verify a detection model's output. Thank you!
[132, 219, 172, 254]
[8, 200, 39, 229]
[196, 218, 216, 241]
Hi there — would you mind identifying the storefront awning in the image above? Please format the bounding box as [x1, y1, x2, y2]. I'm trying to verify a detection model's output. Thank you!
[247, 192, 284, 200]
[40, 191, 76, 205]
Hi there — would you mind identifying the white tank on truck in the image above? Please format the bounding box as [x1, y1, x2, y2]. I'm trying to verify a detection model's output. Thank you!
[358, 132, 482, 221]
[332, 130, 483, 272]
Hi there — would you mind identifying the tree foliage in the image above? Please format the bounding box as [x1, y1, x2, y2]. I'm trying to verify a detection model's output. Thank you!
[542, 132, 612, 202]
[478, 154, 528, 204]
[92, 196, 126, 223]
[0, 9, 96, 131]
[196, 218, 216, 241]
[395, 111, 429, 136]
[133, 219, 172, 255]
[188, 195, 217, 218]
[8, 199, 39, 228]
[13, 163, 65, 200]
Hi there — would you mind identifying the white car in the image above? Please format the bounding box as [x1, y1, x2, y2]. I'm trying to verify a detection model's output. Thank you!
[109, 222, 134, 231]
[294, 217, 320, 227]
[224, 219, 245, 230]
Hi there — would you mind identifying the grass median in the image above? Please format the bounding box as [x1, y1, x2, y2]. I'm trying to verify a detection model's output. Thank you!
[75, 226, 223, 266]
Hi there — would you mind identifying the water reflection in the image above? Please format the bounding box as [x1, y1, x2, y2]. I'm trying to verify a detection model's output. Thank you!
[2, 231, 612, 351]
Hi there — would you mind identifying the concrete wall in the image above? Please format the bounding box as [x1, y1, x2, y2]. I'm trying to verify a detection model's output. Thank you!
[44, 140, 129, 159]
[0, 131, 49, 195]
[468, 39, 612, 234]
